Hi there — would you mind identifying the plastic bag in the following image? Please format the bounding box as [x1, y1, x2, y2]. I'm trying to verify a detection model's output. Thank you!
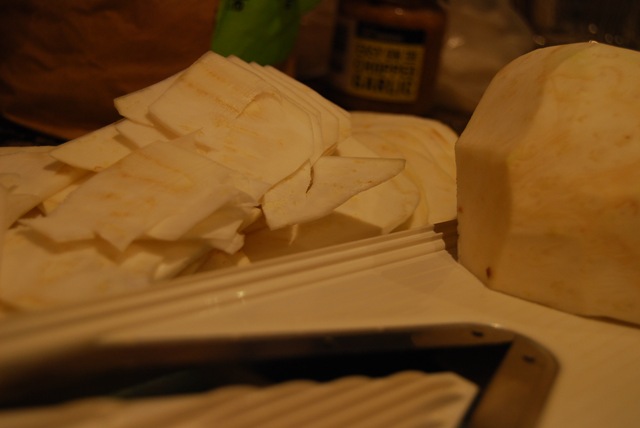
[435, 0, 534, 113]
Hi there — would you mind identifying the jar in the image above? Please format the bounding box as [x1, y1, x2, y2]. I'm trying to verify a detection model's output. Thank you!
[329, 0, 447, 115]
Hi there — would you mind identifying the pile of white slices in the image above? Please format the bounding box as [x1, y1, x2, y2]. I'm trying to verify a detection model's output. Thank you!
[0, 52, 457, 313]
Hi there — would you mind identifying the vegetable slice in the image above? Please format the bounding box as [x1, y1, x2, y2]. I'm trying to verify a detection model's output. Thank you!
[148, 52, 275, 137]
[0, 227, 208, 310]
[335, 136, 421, 233]
[114, 72, 181, 126]
[50, 122, 135, 172]
[0, 146, 86, 226]
[24, 141, 251, 251]
[262, 156, 405, 229]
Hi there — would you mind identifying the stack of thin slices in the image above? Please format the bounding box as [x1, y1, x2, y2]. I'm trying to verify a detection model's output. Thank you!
[0, 52, 457, 313]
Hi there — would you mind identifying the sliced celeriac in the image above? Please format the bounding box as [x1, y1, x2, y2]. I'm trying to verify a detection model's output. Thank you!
[0, 52, 459, 314]
[0, 146, 86, 226]
[190, 93, 314, 188]
[264, 65, 351, 144]
[262, 66, 341, 157]
[1, 193, 39, 228]
[38, 174, 93, 215]
[351, 112, 457, 163]
[115, 119, 175, 148]
[262, 156, 405, 230]
[194, 249, 251, 273]
[181, 202, 258, 241]
[243, 212, 383, 262]
[114, 72, 182, 126]
[227, 57, 323, 142]
[148, 52, 275, 137]
[146, 189, 256, 252]
[374, 131, 455, 222]
[23, 141, 251, 251]
[239, 60, 326, 163]
[335, 136, 421, 233]
[0, 227, 208, 310]
[50, 122, 136, 172]
[165, 132, 271, 201]
[351, 115, 457, 225]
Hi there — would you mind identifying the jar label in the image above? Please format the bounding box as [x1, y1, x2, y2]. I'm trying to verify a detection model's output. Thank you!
[331, 18, 426, 102]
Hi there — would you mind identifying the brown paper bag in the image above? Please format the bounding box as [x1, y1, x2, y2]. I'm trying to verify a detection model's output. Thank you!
[0, 1, 218, 140]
